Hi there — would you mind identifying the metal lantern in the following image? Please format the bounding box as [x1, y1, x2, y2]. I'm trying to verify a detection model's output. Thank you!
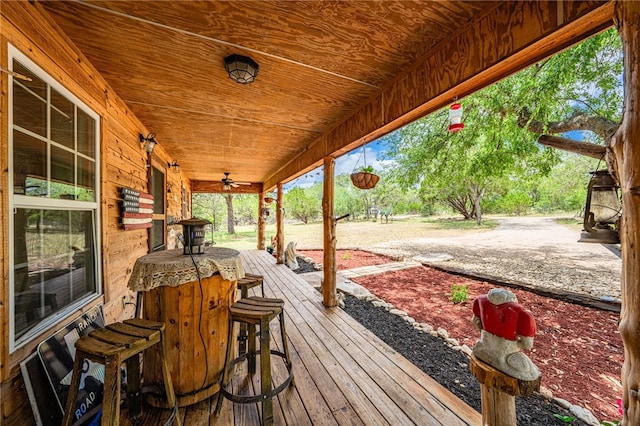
[579, 170, 621, 244]
[178, 218, 212, 254]
[448, 102, 464, 132]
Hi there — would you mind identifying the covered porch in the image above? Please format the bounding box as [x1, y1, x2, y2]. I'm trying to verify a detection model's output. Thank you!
[124, 250, 481, 425]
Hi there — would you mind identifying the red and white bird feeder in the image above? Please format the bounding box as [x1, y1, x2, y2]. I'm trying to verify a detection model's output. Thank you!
[448, 102, 464, 132]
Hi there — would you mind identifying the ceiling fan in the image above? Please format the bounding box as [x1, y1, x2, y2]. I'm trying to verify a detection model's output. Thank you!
[221, 172, 250, 191]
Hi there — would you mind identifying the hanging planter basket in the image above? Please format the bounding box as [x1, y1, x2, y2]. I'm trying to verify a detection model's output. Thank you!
[350, 171, 380, 190]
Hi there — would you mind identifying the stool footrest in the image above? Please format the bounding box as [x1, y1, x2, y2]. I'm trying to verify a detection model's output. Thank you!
[220, 349, 293, 404]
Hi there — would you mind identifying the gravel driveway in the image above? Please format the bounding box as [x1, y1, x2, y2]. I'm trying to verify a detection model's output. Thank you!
[367, 216, 622, 301]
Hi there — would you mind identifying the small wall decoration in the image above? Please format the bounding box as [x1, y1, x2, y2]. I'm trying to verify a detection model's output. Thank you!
[120, 187, 154, 230]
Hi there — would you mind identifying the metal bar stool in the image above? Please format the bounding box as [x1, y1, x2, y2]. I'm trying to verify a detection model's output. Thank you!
[62, 318, 181, 426]
[215, 296, 294, 426]
[237, 273, 264, 356]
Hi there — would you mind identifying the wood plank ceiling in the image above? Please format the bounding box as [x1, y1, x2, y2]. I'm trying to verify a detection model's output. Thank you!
[40, 0, 492, 188]
[40, 1, 611, 191]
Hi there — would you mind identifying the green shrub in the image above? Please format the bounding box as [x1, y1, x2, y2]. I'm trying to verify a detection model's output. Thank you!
[449, 284, 469, 304]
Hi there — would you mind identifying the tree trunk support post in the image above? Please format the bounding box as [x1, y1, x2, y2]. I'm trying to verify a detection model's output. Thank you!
[257, 191, 266, 250]
[612, 2, 640, 424]
[322, 156, 338, 307]
[470, 355, 540, 426]
[276, 183, 285, 264]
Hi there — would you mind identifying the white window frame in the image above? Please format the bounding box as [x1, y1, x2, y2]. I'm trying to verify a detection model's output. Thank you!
[8, 45, 102, 352]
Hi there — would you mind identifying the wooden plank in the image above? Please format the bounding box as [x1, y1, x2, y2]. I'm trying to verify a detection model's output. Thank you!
[191, 181, 263, 194]
[242, 250, 482, 425]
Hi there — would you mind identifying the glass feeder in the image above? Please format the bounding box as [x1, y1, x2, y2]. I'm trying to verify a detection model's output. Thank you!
[579, 170, 621, 244]
[448, 102, 464, 132]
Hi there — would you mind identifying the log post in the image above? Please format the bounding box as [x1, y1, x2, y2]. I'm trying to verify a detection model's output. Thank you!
[276, 183, 285, 264]
[322, 156, 338, 307]
[470, 355, 540, 426]
[611, 2, 640, 424]
[257, 191, 265, 250]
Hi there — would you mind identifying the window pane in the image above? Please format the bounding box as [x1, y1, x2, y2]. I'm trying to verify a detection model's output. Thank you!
[51, 88, 75, 149]
[13, 209, 96, 338]
[13, 131, 46, 195]
[77, 109, 96, 158]
[51, 146, 74, 199]
[14, 61, 46, 98]
[77, 157, 96, 201]
[152, 166, 165, 214]
[13, 82, 46, 138]
[151, 220, 165, 251]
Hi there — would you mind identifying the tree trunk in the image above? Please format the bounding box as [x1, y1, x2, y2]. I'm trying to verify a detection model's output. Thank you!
[470, 184, 484, 225]
[257, 192, 266, 250]
[323, 156, 338, 307]
[225, 194, 235, 234]
[611, 3, 640, 424]
[276, 183, 285, 264]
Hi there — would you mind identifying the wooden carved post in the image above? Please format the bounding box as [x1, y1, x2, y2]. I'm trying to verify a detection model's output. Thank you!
[322, 156, 338, 307]
[470, 289, 540, 425]
[470, 356, 540, 425]
[611, 2, 640, 423]
[257, 191, 266, 250]
[276, 183, 285, 264]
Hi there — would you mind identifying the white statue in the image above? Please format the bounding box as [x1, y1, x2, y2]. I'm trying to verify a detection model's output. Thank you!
[472, 288, 540, 381]
[285, 242, 299, 270]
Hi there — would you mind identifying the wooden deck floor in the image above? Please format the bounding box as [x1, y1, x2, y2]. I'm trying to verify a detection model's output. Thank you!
[128, 250, 481, 425]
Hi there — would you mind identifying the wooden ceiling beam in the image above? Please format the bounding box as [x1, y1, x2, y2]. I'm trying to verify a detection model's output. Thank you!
[191, 181, 263, 194]
[264, 0, 614, 189]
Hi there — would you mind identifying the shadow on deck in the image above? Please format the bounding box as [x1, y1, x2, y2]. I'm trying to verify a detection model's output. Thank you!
[122, 250, 481, 425]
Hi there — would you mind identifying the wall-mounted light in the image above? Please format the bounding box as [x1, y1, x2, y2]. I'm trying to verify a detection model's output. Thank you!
[579, 169, 621, 244]
[139, 133, 157, 153]
[224, 54, 259, 84]
[168, 160, 180, 174]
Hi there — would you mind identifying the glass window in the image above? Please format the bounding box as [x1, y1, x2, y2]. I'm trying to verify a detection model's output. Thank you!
[10, 47, 101, 350]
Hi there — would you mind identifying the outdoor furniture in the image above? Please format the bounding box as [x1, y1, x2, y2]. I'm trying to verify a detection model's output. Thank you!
[215, 296, 294, 426]
[236, 273, 264, 355]
[127, 247, 244, 407]
[61, 318, 180, 426]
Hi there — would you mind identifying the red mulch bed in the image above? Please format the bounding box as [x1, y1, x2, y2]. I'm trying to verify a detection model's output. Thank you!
[303, 249, 624, 421]
[298, 249, 394, 270]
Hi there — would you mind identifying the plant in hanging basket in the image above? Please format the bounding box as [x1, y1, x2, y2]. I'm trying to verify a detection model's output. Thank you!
[350, 166, 380, 190]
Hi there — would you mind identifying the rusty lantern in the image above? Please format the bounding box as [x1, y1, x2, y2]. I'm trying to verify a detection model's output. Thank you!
[579, 170, 621, 244]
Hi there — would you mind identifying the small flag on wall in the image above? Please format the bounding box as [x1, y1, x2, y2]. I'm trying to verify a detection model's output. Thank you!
[120, 187, 154, 230]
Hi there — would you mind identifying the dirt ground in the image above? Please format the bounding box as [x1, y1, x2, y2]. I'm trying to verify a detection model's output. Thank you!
[298, 218, 625, 423]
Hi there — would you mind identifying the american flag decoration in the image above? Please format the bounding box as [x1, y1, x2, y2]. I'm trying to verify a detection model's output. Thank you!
[120, 187, 154, 230]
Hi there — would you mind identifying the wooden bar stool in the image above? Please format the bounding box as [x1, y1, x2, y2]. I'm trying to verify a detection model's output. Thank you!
[62, 318, 181, 426]
[237, 273, 265, 356]
[215, 296, 294, 426]
[237, 273, 264, 299]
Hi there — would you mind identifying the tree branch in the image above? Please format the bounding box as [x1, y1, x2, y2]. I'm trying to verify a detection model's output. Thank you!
[537, 135, 606, 159]
[518, 108, 619, 139]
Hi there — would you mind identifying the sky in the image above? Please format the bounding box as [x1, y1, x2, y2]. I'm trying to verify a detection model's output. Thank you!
[283, 139, 393, 190]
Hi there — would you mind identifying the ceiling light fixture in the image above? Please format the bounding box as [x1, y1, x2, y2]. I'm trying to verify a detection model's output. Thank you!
[224, 54, 259, 84]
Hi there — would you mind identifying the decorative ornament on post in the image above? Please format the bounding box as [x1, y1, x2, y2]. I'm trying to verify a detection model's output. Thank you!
[139, 133, 157, 153]
[448, 101, 464, 132]
[579, 169, 621, 244]
[224, 54, 259, 84]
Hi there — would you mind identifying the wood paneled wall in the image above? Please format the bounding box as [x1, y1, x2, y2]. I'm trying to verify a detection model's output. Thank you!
[0, 2, 190, 423]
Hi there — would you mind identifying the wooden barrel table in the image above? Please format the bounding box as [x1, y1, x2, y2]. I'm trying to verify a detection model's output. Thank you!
[127, 248, 244, 407]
